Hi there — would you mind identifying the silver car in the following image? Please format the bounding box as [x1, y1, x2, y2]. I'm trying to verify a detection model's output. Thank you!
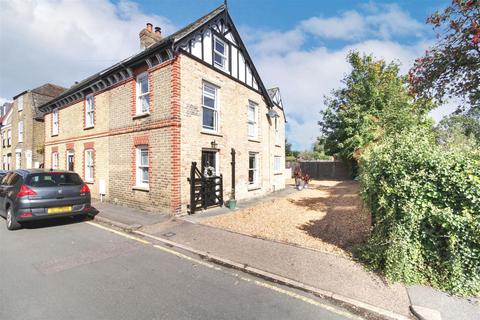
[0, 169, 92, 230]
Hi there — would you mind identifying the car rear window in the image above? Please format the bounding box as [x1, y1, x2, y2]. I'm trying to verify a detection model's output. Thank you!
[25, 173, 83, 187]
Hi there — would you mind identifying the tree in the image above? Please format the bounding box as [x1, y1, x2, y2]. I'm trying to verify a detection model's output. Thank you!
[435, 109, 480, 146]
[409, 0, 480, 113]
[319, 52, 431, 165]
[285, 139, 300, 160]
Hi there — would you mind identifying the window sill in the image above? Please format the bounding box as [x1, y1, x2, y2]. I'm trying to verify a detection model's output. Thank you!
[84, 126, 94, 130]
[132, 186, 150, 192]
[248, 185, 261, 191]
[133, 112, 150, 120]
[201, 130, 223, 137]
[275, 144, 282, 147]
[51, 134, 58, 137]
[248, 138, 260, 143]
[274, 172, 283, 175]
[85, 180, 94, 184]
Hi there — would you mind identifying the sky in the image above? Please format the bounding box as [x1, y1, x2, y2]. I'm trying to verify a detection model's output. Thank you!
[0, 0, 454, 150]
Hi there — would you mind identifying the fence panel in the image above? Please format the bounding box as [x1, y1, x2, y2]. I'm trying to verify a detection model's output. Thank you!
[295, 160, 350, 180]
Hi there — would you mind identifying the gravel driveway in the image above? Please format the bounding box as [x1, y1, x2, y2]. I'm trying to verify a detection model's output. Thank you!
[202, 180, 371, 257]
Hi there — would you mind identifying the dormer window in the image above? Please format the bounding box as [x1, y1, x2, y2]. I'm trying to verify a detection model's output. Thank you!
[213, 36, 228, 71]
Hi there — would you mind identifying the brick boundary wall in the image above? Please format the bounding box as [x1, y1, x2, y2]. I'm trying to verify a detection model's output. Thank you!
[170, 54, 181, 215]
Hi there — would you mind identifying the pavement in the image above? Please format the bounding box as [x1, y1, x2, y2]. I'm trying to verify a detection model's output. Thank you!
[0, 215, 361, 320]
[91, 198, 480, 320]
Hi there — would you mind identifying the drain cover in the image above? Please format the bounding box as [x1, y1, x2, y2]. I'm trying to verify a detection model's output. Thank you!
[162, 232, 176, 238]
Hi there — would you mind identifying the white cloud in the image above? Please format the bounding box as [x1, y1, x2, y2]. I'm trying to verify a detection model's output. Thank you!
[246, 5, 445, 150]
[301, 11, 367, 40]
[0, 0, 176, 99]
[300, 4, 424, 41]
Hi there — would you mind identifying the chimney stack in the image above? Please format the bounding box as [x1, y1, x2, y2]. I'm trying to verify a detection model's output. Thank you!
[146, 23, 153, 33]
[139, 23, 162, 50]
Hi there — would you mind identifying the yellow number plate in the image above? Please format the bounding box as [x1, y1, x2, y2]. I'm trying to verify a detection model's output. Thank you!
[47, 206, 73, 214]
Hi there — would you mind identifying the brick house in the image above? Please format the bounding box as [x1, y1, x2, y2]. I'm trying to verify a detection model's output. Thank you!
[39, 4, 286, 215]
[5, 84, 65, 170]
[0, 102, 13, 170]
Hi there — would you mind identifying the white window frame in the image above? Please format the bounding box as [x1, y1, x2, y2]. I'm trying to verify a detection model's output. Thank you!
[135, 145, 149, 189]
[15, 151, 21, 169]
[213, 36, 228, 71]
[202, 82, 219, 132]
[274, 117, 280, 145]
[274, 156, 283, 174]
[52, 152, 59, 170]
[18, 121, 23, 143]
[136, 72, 150, 115]
[84, 149, 94, 182]
[85, 94, 95, 128]
[52, 109, 59, 136]
[248, 152, 259, 187]
[248, 101, 258, 139]
[17, 95, 23, 112]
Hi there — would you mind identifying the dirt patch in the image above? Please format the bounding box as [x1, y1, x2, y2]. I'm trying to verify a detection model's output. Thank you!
[202, 180, 371, 257]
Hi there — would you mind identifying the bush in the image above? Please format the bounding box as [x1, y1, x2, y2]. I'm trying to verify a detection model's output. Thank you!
[358, 129, 480, 296]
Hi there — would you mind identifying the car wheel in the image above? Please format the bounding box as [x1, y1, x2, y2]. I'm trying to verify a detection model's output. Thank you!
[6, 207, 21, 231]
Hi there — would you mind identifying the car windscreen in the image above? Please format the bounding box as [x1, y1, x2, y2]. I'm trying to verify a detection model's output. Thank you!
[25, 173, 83, 187]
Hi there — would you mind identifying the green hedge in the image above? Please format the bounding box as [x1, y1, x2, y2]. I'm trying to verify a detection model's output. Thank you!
[358, 130, 480, 296]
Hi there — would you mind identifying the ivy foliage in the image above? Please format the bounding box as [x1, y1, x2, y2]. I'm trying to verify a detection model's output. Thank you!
[358, 128, 480, 296]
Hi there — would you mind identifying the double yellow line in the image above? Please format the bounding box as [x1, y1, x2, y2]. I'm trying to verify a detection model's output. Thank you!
[86, 221, 363, 320]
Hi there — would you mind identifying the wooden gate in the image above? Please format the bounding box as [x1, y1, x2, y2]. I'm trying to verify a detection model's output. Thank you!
[188, 162, 223, 214]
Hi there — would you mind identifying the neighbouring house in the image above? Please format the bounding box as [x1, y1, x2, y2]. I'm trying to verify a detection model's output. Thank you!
[0, 102, 13, 170]
[38, 4, 286, 215]
[8, 84, 65, 170]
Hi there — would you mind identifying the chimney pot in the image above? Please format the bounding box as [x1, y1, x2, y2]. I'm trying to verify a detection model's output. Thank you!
[155, 27, 161, 36]
[146, 23, 153, 32]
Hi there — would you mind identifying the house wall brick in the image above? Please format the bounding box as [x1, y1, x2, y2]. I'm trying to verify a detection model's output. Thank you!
[179, 54, 285, 213]
[44, 61, 176, 213]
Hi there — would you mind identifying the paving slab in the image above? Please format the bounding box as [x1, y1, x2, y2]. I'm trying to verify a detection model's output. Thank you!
[92, 201, 170, 227]
[408, 285, 480, 320]
[142, 219, 412, 318]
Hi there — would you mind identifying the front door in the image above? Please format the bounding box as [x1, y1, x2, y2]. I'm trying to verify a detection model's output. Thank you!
[201, 150, 218, 207]
[67, 151, 74, 171]
[201, 150, 217, 177]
